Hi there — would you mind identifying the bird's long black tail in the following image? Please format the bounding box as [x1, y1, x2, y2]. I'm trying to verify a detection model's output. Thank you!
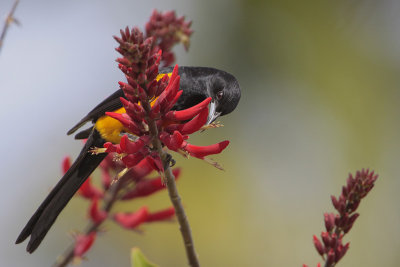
[15, 129, 107, 253]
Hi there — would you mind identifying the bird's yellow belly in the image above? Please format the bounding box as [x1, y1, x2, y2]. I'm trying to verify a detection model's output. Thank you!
[95, 107, 127, 144]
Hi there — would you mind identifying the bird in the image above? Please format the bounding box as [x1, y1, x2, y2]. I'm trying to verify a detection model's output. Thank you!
[15, 66, 241, 253]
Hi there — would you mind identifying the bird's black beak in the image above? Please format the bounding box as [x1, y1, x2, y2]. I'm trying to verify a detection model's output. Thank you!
[206, 100, 222, 125]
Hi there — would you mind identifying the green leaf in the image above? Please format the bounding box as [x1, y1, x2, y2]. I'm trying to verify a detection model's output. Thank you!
[131, 247, 159, 267]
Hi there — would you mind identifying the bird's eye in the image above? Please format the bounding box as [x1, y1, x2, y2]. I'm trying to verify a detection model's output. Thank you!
[216, 91, 223, 100]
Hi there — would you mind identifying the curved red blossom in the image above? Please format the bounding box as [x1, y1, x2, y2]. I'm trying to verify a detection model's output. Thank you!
[146, 207, 175, 222]
[122, 153, 146, 169]
[122, 168, 181, 200]
[145, 154, 164, 173]
[101, 168, 112, 190]
[151, 65, 180, 112]
[73, 232, 96, 258]
[88, 198, 107, 224]
[78, 178, 104, 199]
[104, 112, 143, 136]
[114, 206, 149, 229]
[175, 106, 209, 135]
[160, 131, 185, 151]
[62, 156, 71, 174]
[165, 97, 211, 121]
[120, 135, 150, 154]
[127, 158, 157, 181]
[184, 141, 230, 159]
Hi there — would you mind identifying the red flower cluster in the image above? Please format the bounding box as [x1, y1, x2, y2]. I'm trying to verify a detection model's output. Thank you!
[104, 26, 229, 173]
[307, 169, 378, 267]
[62, 155, 179, 260]
[146, 10, 193, 66]
[56, 10, 199, 266]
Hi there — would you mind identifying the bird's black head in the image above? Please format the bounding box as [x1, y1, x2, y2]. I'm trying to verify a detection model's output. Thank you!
[163, 66, 241, 124]
[206, 68, 241, 124]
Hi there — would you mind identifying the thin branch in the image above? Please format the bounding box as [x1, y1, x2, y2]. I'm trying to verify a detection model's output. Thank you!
[142, 100, 200, 267]
[53, 176, 129, 267]
[0, 0, 19, 54]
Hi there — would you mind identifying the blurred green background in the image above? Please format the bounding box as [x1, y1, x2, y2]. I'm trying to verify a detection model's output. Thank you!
[1, 0, 400, 266]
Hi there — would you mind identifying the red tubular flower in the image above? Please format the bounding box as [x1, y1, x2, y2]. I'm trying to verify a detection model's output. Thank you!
[88, 198, 107, 224]
[164, 105, 209, 135]
[160, 131, 185, 151]
[184, 141, 230, 159]
[101, 168, 112, 190]
[62, 156, 71, 174]
[122, 168, 181, 200]
[145, 154, 164, 174]
[122, 153, 146, 169]
[165, 97, 211, 121]
[128, 158, 157, 181]
[120, 135, 150, 154]
[73, 232, 96, 258]
[146, 207, 175, 222]
[78, 178, 104, 199]
[113, 206, 149, 229]
[105, 112, 143, 136]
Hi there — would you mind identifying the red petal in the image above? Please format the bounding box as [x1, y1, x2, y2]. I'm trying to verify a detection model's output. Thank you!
[150, 101, 161, 118]
[128, 158, 156, 180]
[78, 178, 104, 199]
[120, 135, 149, 154]
[113, 206, 149, 229]
[160, 131, 184, 151]
[105, 112, 141, 135]
[122, 153, 146, 168]
[101, 168, 111, 190]
[62, 156, 71, 174]
[151, 65, 179, 111]
[120, 97, 145, 120]
[162, 90, 183, 112]
[122, 168, 180, 200]
[73, 232, 96, 258]
[184, 140, 230, 158]
[146, 207, 175, 222]
[168, 65, 179, 88]
[146, 64, 159, 84]
[89, 198, 107, 224]
[165, 97, 211, 121]
[146, 154, 164, 173]
[178, 107, 208, 135]
[104, 142, 120, 153]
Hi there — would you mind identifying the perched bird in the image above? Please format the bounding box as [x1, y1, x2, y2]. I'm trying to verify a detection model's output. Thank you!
[16, 66, 241, 253]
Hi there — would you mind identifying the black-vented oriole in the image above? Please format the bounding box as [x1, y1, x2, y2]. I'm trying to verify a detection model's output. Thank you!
[16, 66, 241, 253]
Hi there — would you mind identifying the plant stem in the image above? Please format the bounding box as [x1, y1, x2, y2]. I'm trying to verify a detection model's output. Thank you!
[53, 176, 127, 267]
[143, 100, 200, 267]
[0, 0, 19, 54]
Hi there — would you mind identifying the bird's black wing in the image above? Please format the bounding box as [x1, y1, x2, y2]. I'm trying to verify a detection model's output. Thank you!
[67, 89, 125, 135]
[66, 67, 199, 136]
[16, 129, 107, 253]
